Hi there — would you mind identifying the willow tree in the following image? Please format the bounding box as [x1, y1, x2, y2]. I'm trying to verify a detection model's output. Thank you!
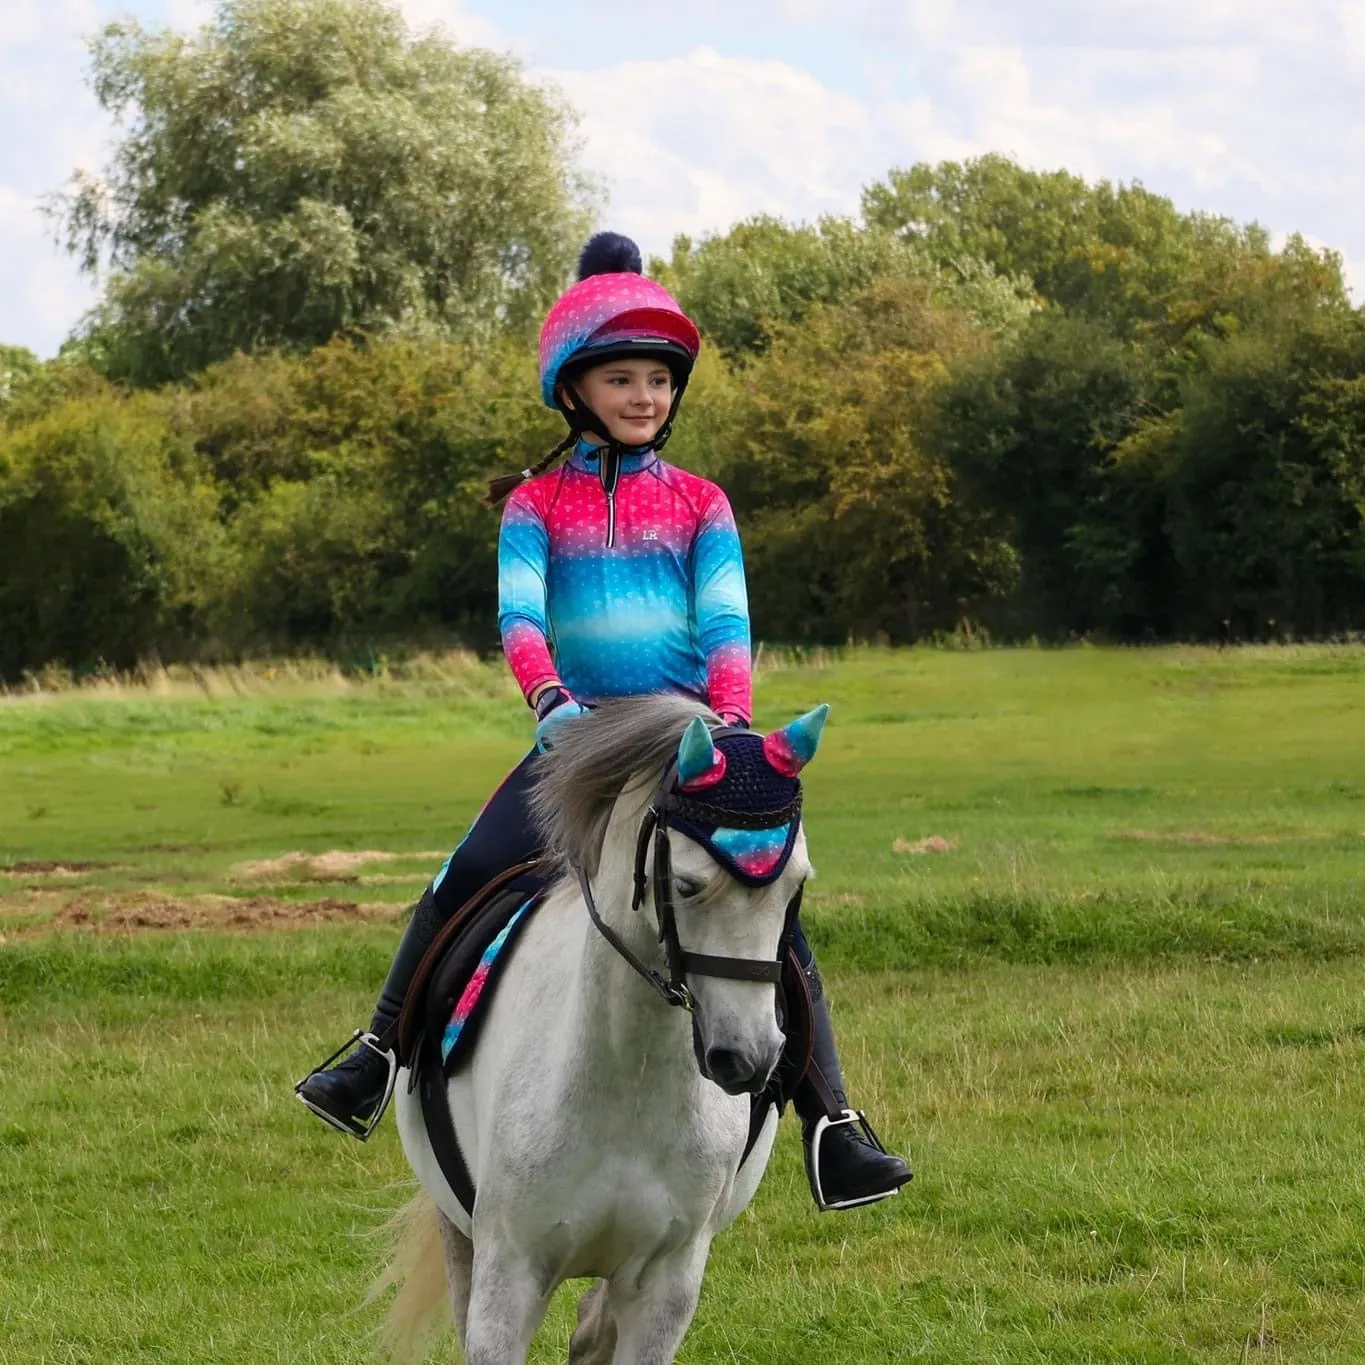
[51, 0, 595, 385]
[0, 345, 40, 409]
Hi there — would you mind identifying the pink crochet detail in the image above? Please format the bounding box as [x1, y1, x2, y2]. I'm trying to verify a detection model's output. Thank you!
[680, 748, 727, 792]
[762, 729, 803, 778]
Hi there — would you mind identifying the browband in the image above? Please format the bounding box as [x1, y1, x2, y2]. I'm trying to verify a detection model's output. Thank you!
[661, 791, 803, 831]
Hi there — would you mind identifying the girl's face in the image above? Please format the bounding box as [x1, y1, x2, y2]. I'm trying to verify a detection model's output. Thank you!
[567, 358, 675, 446]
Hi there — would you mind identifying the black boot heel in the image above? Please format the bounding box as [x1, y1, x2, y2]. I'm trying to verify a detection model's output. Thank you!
[791, 939, 913, 1211]
[295, 1030, 398, 1141]
[803, 1107, 912, 1211]
[295, 886, 445, 1140]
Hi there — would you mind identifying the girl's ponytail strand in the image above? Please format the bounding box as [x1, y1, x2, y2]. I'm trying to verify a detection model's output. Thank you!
[484, 433, 576, 507]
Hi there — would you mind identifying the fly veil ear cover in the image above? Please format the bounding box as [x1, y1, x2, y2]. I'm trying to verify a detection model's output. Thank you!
[667, 707, 829, 887]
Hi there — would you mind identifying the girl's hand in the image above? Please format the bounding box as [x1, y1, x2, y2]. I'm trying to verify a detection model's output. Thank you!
[534, 687, 588, 752]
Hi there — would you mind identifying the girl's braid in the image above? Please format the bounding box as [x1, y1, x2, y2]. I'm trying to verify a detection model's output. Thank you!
[484, 432, 577, 507]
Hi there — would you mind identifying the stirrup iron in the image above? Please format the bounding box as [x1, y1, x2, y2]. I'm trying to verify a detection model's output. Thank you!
[293, 1030, 398, 1142]
[805, 1108, 903, 1212]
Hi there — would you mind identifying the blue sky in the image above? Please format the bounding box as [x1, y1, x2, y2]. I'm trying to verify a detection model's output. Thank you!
[4, 0, 1362, 356]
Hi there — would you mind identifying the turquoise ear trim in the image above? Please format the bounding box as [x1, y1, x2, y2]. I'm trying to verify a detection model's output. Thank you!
[786, 704, 829, 764]
[677, 715, 719, 784]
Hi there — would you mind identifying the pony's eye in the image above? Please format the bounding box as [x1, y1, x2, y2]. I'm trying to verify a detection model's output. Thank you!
[674, 876, 703, 899]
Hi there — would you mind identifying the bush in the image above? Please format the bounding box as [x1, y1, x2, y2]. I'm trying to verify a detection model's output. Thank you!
[193, 336, 561, 649]
[0, 386, 220, 678]
[701, 277, 1014, 642]
[1164, 314, 1365, 637]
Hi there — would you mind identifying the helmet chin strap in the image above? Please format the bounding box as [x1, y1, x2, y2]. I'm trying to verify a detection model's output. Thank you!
[559, 377, 689, 459]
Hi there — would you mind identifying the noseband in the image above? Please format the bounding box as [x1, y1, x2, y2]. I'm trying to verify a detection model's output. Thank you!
[577, 727, 803, 1011]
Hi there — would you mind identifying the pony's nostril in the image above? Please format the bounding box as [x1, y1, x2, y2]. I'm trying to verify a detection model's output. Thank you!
[705, 1047, 757, 1092]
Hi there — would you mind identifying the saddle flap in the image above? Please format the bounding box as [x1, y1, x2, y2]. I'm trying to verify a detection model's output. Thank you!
[739, 943, 815, 1169]
[394, 860, 545, 1066]
[427, 887, 542, 1072]
[772, 942, 816, 1107]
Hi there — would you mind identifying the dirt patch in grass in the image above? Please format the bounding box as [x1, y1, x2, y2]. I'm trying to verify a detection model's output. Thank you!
[893, 836, 957, 855]
[0, 860, 116, 878]
[6, 890, 406, 936]
[229, 849, 443, 882]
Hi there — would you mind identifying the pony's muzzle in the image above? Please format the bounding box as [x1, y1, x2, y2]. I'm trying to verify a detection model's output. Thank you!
[703, 1042, 782, 1096]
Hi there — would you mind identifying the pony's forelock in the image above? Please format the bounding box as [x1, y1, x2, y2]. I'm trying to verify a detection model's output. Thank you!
[529, 695, 717, 874]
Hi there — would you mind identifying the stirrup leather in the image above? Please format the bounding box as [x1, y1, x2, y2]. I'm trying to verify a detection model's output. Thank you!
[804, 1108, 903, 1212]
[293, 1030, 398, 1142]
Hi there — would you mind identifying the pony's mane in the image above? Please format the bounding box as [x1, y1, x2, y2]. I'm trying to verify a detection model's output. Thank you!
[530, 694, 716, 873]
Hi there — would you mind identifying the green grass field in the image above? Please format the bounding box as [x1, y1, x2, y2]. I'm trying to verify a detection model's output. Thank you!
[2, 645, 1364, 1363]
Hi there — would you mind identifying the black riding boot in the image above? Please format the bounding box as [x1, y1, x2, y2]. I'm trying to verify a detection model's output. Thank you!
[794, 961, 912, 1210]
[295, 886, 444, 1138]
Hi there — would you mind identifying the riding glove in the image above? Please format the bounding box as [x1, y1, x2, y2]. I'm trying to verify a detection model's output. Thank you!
[534, 686, 589, 751]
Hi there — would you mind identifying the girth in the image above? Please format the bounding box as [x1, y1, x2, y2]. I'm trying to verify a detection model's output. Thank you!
[403, 864, 547, 1220]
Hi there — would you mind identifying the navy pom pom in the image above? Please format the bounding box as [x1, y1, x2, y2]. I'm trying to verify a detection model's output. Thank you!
[577, 232, 643, 280]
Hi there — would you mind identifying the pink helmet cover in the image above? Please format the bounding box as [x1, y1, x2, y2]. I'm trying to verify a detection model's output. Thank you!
[538, 272, 701, 408]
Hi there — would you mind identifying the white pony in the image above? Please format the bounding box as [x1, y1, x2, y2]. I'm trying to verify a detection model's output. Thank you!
[384, 694, 825, 1364]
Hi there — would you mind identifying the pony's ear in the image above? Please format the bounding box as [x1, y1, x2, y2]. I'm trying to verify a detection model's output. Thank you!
[763, 704, 830, 776]
[677, 715, 724, 787]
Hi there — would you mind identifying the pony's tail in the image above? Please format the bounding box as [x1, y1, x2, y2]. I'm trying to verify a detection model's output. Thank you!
[373, 1191, 450, 1362]
[485, 432, 576, 506]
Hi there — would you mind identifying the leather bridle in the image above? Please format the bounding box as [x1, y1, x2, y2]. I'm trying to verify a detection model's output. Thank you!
[576, 728, 803, 1012]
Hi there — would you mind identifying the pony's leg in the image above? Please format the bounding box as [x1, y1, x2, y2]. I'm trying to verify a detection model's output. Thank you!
[605, 1247, 708, 1365]
[463, 1246, 550, 1365]
[568, 1280, 616, 1365]
[436, 1215, 473, 1350]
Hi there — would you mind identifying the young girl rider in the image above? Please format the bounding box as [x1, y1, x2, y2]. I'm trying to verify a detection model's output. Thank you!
[298, 234, 911, 1210]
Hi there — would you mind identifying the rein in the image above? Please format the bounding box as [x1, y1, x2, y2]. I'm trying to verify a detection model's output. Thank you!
[575, 728, 800, 1012]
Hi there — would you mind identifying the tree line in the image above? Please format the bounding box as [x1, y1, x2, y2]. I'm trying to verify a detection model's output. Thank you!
[2, 0, 1362, 682]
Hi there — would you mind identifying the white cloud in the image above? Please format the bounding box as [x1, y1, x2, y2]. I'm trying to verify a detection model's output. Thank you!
[163, 0, 214, 27]
[538, 34, 1242, 257]
[546, 47, 876, 253]
[0, 0, 106, 355]
[395, 0, 503, 49]
[0, 186, 97, 354]
[1341, 1, 1365, 63]
[852, 0, 1324, 48]
[527, 0, 1362, 296]
[938, 44, 1232, 185]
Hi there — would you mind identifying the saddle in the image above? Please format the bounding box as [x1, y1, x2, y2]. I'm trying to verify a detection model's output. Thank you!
[391, 861, 817, 1218]
[391, 859, 548, 1070]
